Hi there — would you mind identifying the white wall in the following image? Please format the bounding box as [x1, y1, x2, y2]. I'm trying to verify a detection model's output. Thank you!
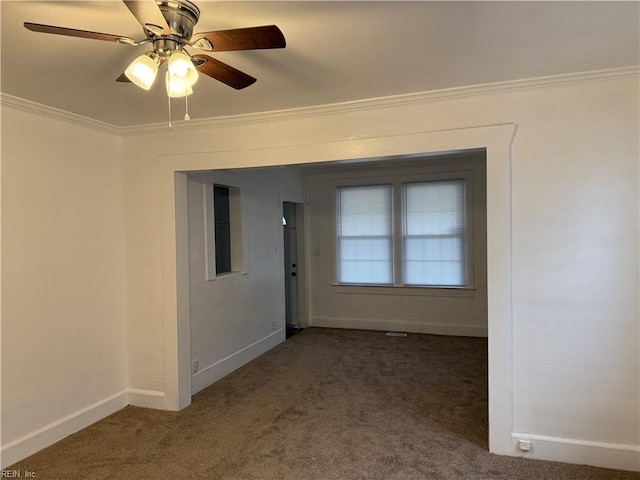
[304, 153, 487, 336]
[121, 72, 639, 470]
[186, 168, 305, 394]
[2, 69, 636, 471]
[1, 106, 128, 467]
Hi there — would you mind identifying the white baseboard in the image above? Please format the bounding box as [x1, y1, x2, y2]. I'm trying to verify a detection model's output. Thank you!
[127, 388, 166, 410]
[310, 316, 487, 337]
[0, 389, 128, 469]
[191, 329, 284, 395]
[511, 432, 640, 472]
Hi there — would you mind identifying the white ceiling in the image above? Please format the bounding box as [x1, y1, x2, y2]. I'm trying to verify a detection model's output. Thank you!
[1, 1, 638, 127]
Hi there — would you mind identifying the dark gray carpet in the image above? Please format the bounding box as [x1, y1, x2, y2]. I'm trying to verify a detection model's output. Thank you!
[9, 328, 640, 479]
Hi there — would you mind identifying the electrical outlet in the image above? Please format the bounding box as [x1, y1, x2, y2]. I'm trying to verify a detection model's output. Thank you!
[192, 359, 198, 374]
[518, 439, 532, 452]
[271, 321, 276, 331]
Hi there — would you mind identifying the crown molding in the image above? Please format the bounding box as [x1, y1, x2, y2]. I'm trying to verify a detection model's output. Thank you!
[2, 65, 638, 137]
[118, 65, 640, 135]
[0, 93, 121, 135]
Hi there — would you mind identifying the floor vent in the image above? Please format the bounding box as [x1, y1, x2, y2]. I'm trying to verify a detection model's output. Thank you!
[385, 332, 407, 337]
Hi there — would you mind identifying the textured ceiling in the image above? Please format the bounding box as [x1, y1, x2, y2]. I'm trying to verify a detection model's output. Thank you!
[1, 1, 638, 127]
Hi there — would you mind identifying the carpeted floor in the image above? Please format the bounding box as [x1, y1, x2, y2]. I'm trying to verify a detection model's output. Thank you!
[8, 328, 640, 479]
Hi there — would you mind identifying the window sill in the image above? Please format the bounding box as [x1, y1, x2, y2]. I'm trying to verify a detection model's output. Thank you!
[206, 270, 248, 282]
[331, 284, 475, 298]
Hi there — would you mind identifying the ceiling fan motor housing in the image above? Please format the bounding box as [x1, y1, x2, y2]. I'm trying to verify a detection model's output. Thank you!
[153, 38, 182, 57]
[157, 0, 200, 40]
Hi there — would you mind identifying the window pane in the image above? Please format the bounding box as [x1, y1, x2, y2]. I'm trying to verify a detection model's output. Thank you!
[404, 237, 464, 261]
[339, 185, 392, 237]
[403, 181, 466, 286]
[214, 185, 231, 224]
[214, 185, 232, 274]
[405, 259, 464, 286]
[214, 224, 231, 274]
[337, 185, 392, 284]
[405, 181, 464, 235]
[338, 239, 392, 284]
[340, 238, 391, 261]
[338, 238, 393, 284]
[404, 237, 464, 285]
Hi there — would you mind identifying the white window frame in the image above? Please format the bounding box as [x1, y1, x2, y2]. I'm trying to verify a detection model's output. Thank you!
[331, 170, 475, 297]
[202, 172, 249, 281]
[401, 178, 469, 287]
[335, 184, 394, 285]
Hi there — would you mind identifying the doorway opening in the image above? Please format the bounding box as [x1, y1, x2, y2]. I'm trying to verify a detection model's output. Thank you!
[282, 201, 306, 339]
[167, 124, 515, 455]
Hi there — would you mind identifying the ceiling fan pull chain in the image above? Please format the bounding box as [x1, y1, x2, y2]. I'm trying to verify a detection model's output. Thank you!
[168, 94, 172, 130]
[184, 95, 191, 121]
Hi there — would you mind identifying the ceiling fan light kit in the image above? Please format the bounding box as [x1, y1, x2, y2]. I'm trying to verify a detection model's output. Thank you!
[124, 52, 160, 90]
[165, 72, 193, 98]
[166, 50, 199, 88]
[23, 0, 286, 123]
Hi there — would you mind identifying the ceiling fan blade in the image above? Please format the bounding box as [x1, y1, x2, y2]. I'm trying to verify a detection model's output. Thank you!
[122, 0, 171, 36]
[193, 54, 257, 90]
[24, 22, 135, 43]
[191, 25, 285, 52]
[116, 73, 131, 83]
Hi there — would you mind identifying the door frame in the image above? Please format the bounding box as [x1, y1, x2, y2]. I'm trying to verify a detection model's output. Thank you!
[279, 193, 309, 331]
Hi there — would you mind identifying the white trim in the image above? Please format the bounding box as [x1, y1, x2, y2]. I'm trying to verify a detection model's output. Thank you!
[486, 124, 517, 455]
[331, 284, 476, 297]
[157, 124, 515, 459]
[311, 316, 487, 338]
[334, 183, 395, 285]
[330, 167, 478, 289]
[201, 172, 250, 281]
[127, 388, 166, 410]
[0, 390, 128, 469]
[279, 191, 310, 329]
[511, 433, 640, 472]
[191, 330, 283, 395]
[121, 66, 639, 134]
[2, 66, 637, 135]
[0, 93, 120, 135]
[173, 172, 192, 410]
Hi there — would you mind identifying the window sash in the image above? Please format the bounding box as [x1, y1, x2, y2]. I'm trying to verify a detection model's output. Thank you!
[402, 180, 466, 286]
[336, 185, 393, 285]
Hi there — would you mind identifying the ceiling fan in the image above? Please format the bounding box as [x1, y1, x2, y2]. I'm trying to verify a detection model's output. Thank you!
[23, 0, 286, 95]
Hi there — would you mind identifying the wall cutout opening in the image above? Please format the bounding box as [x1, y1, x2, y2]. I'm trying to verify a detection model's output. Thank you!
[206, 182, 244, 279]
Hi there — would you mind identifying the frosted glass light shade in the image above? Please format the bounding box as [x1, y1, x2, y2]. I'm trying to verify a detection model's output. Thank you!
[124, 54, 159, 90]
[165, 73, 193, 98]
[167, 51, 198, 88]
